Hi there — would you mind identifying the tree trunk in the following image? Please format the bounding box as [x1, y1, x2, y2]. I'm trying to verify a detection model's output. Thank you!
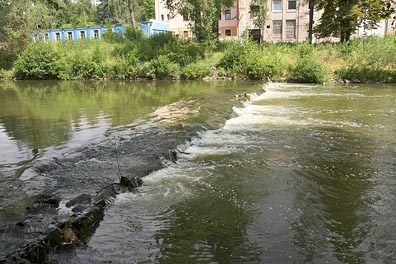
[127, 0, 137, 32]
[308, 0, 314, 44]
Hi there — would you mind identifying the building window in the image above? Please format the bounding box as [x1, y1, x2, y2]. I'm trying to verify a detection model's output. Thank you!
[250, 29, 261, 42]
[55, 32, 60, 41]
[67, 32, 73, 40]
[183, 12, 189, 21]
[80, 31, 86, 39]
[225, 9, 232, 20]
[161, 14, 164, 21]
[273, 0, 282, 11]
[44, 33, 49, 41]
[288, 0, 297, 10]
[167, 14, 170, 20]
[93, 30, 99, 39]
[286, 20, 296, 39]
[273, 20, 282, 40]
[183, 31, 189, 38]
[225, 29, 232, 36]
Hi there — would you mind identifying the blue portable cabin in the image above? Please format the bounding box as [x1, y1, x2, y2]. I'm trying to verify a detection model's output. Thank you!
[31, 24, 126, 42]
[139, 20, 171, 37]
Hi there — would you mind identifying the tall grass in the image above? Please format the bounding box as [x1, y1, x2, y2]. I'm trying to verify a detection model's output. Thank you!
[332, 36, 396, 82]
[11, 33, 396, 83]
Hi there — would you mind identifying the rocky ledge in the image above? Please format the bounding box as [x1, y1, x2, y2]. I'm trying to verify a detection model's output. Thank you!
[2, 124, 204, 263]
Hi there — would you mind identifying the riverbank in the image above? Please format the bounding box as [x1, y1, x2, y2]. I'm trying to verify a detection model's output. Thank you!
[2, 35, 396, 84]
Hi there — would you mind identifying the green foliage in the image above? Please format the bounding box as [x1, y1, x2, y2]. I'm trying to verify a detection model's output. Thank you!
[288, 57, 328, 84]
[164, 0, 234, 42]
[334, 36, 396, 82]
[314, 0, 393, 43]
[141, 0, 155, 21]
[297, 42, 314, 58]
[217, 40, 284, 80]
[162, 39, 204, 66]
[336, 66, 396, 83]
[14, 43, 60, 79]
[103, 29, 124, 43]
[142, 55, 180, 79]
[246, 57, 279, 80]
[125, 26, 145, 41]
[249, 0, 268, 29]
[10, 29, 396, 83]
[181, 62, 211, 79]
[97, 0, 154, 24]
[136, 33, 175, 61]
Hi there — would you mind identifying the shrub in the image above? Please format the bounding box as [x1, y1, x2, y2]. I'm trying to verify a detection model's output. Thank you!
[103, 29, 123, 43]
[57, 53, 97, 80]
[124, 26, 145, 41]
[181, 62, 211, 79]
[336, 66, 396, 83]
[162, 39, 204, 66]
[288, 57, 327, 84]
[136, 33, 175, 61]
[107, 58, 138, 79]
[246, 57, 280, 80]
[143, 55, 180, 79]
[14, 43, 60, 79]
[297, 41, 314, 58]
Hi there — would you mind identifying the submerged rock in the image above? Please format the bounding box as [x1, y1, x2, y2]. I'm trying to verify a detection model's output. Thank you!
[66, 194, 91, 208]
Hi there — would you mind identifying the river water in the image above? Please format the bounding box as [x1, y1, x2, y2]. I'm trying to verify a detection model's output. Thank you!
[1, 81, 396, 263]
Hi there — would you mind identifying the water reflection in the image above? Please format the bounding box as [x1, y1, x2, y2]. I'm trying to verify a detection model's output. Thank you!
[0, 80, 258, 165]
[291, 128, 373, 263]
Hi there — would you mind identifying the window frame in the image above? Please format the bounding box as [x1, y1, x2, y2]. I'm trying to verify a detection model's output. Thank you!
[224, 9, 232, 20]
[67, 32, 73, 41]
[273, 0, 282, 12]
[285, 20, 296, 39]
[272, 20, 283, 40]
[93, 30, 99, 39]
[287, 0, 297, 11]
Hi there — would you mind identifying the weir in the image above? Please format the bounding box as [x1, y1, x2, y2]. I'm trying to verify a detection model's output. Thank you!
[1, 81, 396, 263]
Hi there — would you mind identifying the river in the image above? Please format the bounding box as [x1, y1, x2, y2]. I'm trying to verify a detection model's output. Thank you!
[1, 81, 396, 263]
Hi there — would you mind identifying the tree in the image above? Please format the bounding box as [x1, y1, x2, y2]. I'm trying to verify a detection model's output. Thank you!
[98, 0, 154, 25]
[164, 0, 234, 42]
[249, 0, 268, 42]
[308, 0, 315, 44]
[0, 0, 58, 68]
[141, 0, 155, 21]
[314, 0, 395, 43]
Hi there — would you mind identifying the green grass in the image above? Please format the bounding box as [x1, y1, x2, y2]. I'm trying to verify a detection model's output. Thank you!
[7, 34, 396, 83]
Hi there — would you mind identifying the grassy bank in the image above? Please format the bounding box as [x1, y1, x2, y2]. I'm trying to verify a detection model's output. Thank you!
[4, 33, 396, 84]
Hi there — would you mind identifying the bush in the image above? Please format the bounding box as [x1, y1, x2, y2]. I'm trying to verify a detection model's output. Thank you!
[217, 40, 286, 80]
[143, 55, 180, 79]
[336, 66, 396, 83]
[124, 26, 145, 41]
[57, 53, 97, 80]
[136, 33, 175, 61]
[246, 57, 280, 80]
[181, 62, 211, 79]
[162, 39, 204, 66]
[288, 57, 327, 84]
[14, 43, 60, 79]
[297, 41, 314, 58]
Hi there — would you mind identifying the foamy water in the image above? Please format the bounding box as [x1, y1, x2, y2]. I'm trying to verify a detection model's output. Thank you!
[58, 82, 396, 263]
